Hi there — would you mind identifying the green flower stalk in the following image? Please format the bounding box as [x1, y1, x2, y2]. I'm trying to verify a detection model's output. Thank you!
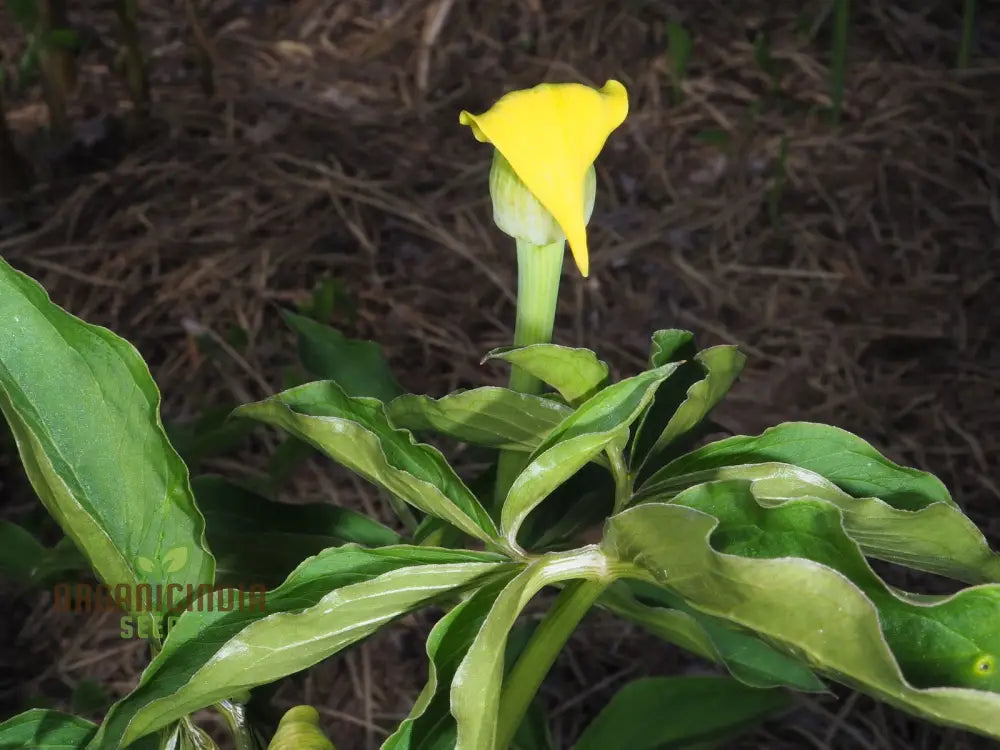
[461, 82, 626, 506]
[488, 153, 596, 503]
[492, 150, 596, 396]
[460, 81, 629, 750]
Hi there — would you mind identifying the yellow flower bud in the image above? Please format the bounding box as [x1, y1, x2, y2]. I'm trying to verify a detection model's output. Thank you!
[488, 149, 596, 249]
[460, 80, 628, 277]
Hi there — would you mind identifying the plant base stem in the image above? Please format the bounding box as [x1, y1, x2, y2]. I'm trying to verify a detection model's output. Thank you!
[494, 239, 564, 508]
[496, 579, 607, 750]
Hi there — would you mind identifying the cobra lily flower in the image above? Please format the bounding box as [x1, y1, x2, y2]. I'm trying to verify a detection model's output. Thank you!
[460, 80, 628, 277]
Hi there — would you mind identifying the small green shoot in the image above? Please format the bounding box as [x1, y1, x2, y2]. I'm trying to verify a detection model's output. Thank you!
[767, 136, 789, 229]
[665, 21, 693, 104]
[829, 0, 849, 125]
[957, 0, 977, 69]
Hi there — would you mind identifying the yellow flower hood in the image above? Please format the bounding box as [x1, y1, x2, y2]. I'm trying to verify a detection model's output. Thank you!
[460, 80, 628, 276]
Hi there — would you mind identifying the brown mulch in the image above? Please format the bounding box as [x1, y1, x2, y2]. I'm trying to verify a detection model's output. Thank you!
[1, 1, 999, 748]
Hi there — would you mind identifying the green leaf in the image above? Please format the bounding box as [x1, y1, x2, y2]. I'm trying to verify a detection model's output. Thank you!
[0, 709, 95, 748]
[649, 330, 696, 367]
[71, 679, 111, 716]
[194, 475, 403, 587]
[92, 545, 510, 749]
[670, 481, 1000, 692]
[754, 30, 775, 80]
[17, 41, 40, 88]
[451, 549, 611, 750]
[164, 405, 255, 472]
[6, 0, 39, 29]
[694, 129, 731, 147]
[632, 346, 745, 475]
[162, 547, 189, 574]
[0, 520, 48, 584]
[666, 22, 693, 85]
[264, 436, 316, 490]
[501, 364, 680, 548]
[509, 700, 552, 750]
[603, 487, 1000, 739]
[639, 461, 1000, 584]
[383, 579, 512, 750]
[234, 380, 499, 548]
[483, 345, 609, 406]
[283, 310, 403, 402]
[387, 387, 571, 452]
[641, 421, 954, 510]
[573, 676, 790, 750]
[42, 28, 80, 51]
[0, 258, 213, 626]
[600, 582, 826, 692]
[517, 462, 614, 551]
[299, 275, 357, 326]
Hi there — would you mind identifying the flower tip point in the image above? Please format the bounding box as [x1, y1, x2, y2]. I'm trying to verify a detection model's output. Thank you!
[567, 236, 590, 278]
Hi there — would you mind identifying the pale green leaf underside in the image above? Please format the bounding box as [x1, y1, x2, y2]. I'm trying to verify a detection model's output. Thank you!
[234, 381, 498, 546]
[643, 421, 954, 510]
[93, 545, 508, 748]
[502, 364, 680, 548]
[599, 583, 826, 692]
[452, 549, 618, 750]
[452, 563, 552, 750]
[639, 461, 1000, 584]
[604, 503, 1000, 739]
[382, 580, 512, 749]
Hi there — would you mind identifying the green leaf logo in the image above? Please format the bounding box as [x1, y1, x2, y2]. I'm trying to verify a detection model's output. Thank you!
[134, 546, 188, 580]
[162, 546, 188, 573]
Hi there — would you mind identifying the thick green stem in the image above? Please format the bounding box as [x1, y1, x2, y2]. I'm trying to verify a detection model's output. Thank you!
[496, 579, 607, 750]
[494, 239, 565, 508]
[607, 444, 631, 513]
[508, 239, 564, 394]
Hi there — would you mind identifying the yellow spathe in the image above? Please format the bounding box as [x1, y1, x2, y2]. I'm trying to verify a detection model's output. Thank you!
[460, 80, 628, 277]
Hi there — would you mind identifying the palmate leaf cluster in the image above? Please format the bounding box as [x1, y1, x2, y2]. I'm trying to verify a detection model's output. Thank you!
[1, 255, 1000, 749]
